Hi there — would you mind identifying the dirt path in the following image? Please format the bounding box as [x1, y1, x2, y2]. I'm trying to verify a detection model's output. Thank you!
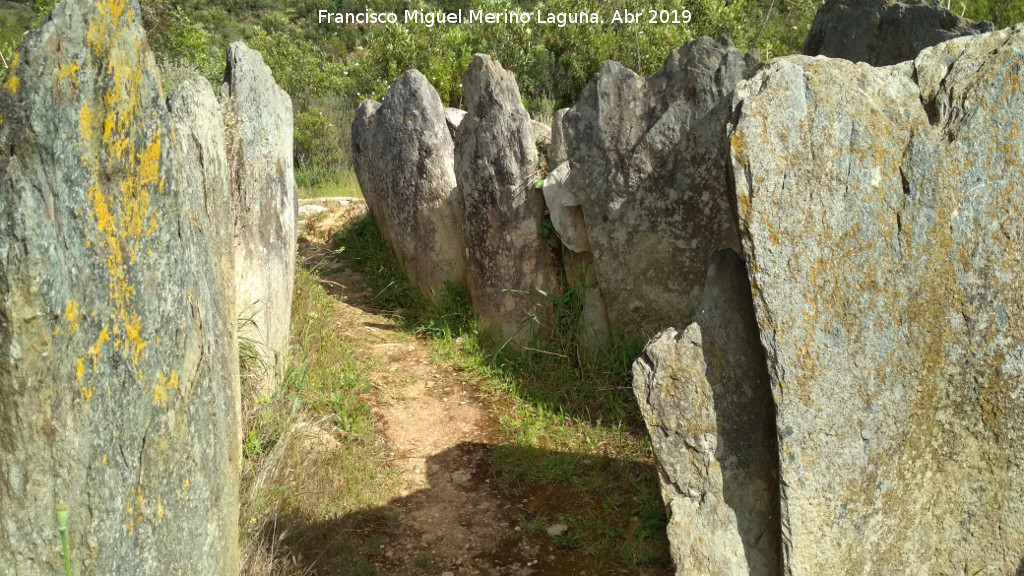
[295, 199, 664, 576]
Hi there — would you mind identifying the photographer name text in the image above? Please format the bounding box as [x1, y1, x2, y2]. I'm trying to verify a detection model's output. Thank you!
[317, 8, 692, 27]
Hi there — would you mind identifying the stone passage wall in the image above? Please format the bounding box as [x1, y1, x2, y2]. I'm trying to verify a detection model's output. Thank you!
[0, 0, 241, 573]
[351, 70, 465, 299]
[351, 9, 1024, 576]
[222, 41, 297, 396]
[0, 0, 297, 573]
[730, 25, 1024, 576]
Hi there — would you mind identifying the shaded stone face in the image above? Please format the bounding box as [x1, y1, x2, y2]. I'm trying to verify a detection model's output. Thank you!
[633, 249, 779, 576]
[562, 36, 759, 337]
[803, 0, 994, 66]
[0, 0, 240, 573]
[455, 54, 557, 343]
[221, 41, 296, 396]
[730, 25, 1024, 576]
[351, 70, 466, 299]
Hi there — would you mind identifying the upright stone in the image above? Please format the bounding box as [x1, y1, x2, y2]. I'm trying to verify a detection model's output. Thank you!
[547, 108, 569, 167]
[167, 77, 235, 321]
[563, 37, 759, 336]
[221, 41, 296, 395]
[351, 70, 466, 297]
[730, 26, 1024, 576]
[633, 250, 779, 576]
[803, 0, 993, 65]
[455, 54, 557, 343]
[0, 0, 240, 573]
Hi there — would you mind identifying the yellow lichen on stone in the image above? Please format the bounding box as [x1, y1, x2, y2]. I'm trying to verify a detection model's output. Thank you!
[77, 0, 162, 386]
[65, 300, 81, 334]
[57, 61, 82, 88]
[153, 383, 167, 407]
[76, 358, 85, 382]
[2, 53, 19, 95]
[88, 327, 110, 371]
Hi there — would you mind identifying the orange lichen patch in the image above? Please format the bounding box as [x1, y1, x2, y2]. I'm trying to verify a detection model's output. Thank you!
[76, 358, 85, 382]
[2, 53, 19, 95]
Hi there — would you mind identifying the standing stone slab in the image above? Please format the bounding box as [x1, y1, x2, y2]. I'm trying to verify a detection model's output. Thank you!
[547, 107, 569, 167]
[633, 250, 778, 576]
[0, 0, 240, 573]
[167, 77, 235, 321]
[563, 37, 759, 336]
[455, 54, 556, 343]
[351, 70, 466, 297]
[222, 41, 296, 395]
[803, 0, 994, 66]
[730, 26, 1024, 576]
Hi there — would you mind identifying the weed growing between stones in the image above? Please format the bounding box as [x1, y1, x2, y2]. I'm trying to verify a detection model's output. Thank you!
[238, 268, 395, 575]
[333, 212, 670, 569]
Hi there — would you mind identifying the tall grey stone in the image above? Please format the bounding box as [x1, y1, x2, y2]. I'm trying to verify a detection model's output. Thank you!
[547, 108, 569, 167]
[455, 54, 557, 343]
[0, 0, 240, 572]
[351, 70, 466, 298]
[221, 41, 296, 395]
[730, 25, 1024, 576]
[563, 37, 759, 337]
[167, 77, 235, 322]
[633, 250, 778, 576]
[803, 0, 993, 66]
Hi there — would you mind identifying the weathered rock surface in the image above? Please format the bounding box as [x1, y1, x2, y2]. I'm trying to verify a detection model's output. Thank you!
[167, 77, 235, 321]
[563, 37, 759, 336]
[542, 162, 588, 254]
[803, 0, 993, 66]
[455, 54, 557, 342]
[0, 0, 240, 572]
[547, 108, 569, 167]
[530, 119, 551, 158]
[730, 25, 1024, 575]
[444, 106, 466, 138]
[633, 250, 778, 576]
[221, 41, 296, 395]
[351, 70, 466, 298]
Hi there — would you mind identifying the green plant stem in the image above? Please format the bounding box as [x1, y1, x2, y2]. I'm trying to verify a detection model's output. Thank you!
[56, 504, 71, 576]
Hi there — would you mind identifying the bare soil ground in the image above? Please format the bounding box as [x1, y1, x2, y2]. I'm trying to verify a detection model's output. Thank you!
[292, 198, 670, 576]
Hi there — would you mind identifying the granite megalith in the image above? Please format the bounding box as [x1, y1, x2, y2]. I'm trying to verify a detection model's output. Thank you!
[455, 54, 557, 343]
[221, 41, 296, 395]
[351, 70, 466, 298]
[0, 0, 240, 572]
[633, 250, 779, 576]
[730, 25, 1024, 576]
[562, 36, 759, 337]
[803, 0, 993, 66]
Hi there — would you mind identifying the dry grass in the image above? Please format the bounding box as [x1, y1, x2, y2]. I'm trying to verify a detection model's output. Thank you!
[238, 268, 396, 576]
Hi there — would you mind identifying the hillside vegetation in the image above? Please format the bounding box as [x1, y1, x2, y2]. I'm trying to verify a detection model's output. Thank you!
[3, 0, 1019, 193]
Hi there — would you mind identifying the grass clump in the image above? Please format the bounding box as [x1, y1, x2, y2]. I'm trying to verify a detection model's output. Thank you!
[331, 212, 670, 570]
[238, 267, 395, 576]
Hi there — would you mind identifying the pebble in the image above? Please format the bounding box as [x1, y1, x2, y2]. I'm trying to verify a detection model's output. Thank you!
[546, 524, 568, 537]
[442, 572, 455, 576]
